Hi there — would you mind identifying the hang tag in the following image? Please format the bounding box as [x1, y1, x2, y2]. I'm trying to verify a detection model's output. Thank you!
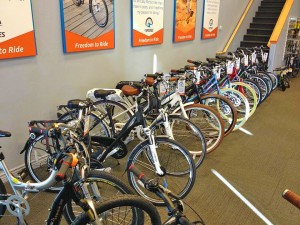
[289, 68, 293, 72]
[262, 53, 268, 62]
[282, 70, 287, 75]
[177, 79, 185, 95]
[251, 52, 257, 64]
[84, 115, 91, 136]
[226, 61, 234, 75]
[159, 81, 169, 96]
[195, 70, 201, 84]
[244, 55, 249, 66]
[235, 58, 241, 70]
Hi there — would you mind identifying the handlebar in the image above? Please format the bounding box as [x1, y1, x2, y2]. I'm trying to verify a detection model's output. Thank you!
[128, 164, 150, 186]
[29, 126, 52, 137]
[282, 189, 300, 209]
[55, 148, 78, 182]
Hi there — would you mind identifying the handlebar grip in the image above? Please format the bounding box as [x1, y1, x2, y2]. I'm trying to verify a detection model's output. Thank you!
[178, 216, 193, 225]
[128, 164, 150, 184]
[29, 126, 49, 136]
[55, 155, 73, 182]
[282, 189, 300, 209]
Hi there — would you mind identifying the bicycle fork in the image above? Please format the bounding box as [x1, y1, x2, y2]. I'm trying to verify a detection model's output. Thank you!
[143, 128, 164, 176]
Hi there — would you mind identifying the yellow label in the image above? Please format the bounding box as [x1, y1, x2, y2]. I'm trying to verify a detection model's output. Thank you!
[12, 177, 21, 184]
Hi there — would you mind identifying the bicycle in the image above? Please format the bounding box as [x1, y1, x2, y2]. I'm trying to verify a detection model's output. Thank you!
[24, 89, 197, 206]
[128, 164, 205, 224]
[0, 129, 130, 225]
[72, 0, 109, 27]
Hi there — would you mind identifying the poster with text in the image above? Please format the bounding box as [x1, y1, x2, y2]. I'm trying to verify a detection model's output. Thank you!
[131, 0, 164, 47]
[60, 0, 115, 53]
[0, 0, 36, 60]
[201, 0, 220, 39]
[173, 0, 197, 43]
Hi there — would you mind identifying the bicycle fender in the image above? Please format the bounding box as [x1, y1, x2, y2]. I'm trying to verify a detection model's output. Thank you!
[20, 138, 32, 154]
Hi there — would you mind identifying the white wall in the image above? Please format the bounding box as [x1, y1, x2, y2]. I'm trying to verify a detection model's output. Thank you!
[269, 1, 300, 70]
[0, 0, 254, 168]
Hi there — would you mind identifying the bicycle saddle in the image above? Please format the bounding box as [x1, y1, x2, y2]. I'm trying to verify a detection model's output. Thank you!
[94, 89, 116, 99]
[115, 81, 143, 90]
[0, 130, 11, 138]
[67, 99, 86, 109]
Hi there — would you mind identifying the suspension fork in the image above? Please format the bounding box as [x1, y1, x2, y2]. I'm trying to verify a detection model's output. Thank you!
[143, 128, 164, 175]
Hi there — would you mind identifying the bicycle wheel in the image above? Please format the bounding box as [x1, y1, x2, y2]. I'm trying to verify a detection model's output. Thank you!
[249, 75, 269, 103]
[59, 111, 110, 137]
[72, 195, 161, 225]
[292, 59, 300, 77]
[93, 100, 133, 139]
[0, 179, 7, 219]
[89, 0, 109, 27]
[219, 88, 250, 131]
[166, 115, 207, 167]
[127, 137, 196, 205]
[175, 104, 225, 152]
[72, 0, 82, 6]
[200, 94, 237, 136]
[231, 82, 258, 118]
[243, 79, 262, 106]
[266, 72, 279, 90]
[257, 72, 273, 95]
[24, 135, 64, 191]
[64, 171, 135, 224]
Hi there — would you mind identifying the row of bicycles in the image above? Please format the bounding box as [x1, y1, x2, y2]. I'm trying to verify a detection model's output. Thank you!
[1, 46, 299, 224]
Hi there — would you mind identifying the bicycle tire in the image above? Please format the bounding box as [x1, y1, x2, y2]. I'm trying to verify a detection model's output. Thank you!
[71, 195, 161, 225]
[89, 0, 109, 27]
[0, 179, 7, 219]
[243, 79, 262, 106]
[249, 75, 269, 103]
[266, 72, 279, 90]
[219, 88, 250, 131]
[231, 82, 258, 118]
[166, 115, 207, 167]
[127, 137, 196, 206]
[199, 94, 237, 136]
[175, 104, 225, 152]
[64, 171, 135, 224]
[257, 72, 273, 95]
[24, 134, 64, 192]
[59, 111, 110, 137]
[93, 99, 133, 139]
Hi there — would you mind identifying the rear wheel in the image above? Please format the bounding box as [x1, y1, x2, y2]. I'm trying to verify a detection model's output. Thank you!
[200, 94, 237, 136]
[89, 0, 109, 27]
[178, 104, 225, 152]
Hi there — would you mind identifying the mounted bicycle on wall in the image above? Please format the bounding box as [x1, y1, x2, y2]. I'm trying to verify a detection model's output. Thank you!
[72, 0, 109, 27]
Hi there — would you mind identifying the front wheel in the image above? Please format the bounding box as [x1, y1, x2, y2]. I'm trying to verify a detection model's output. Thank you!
[71, 195, 161, 225]
[89, 0, 109, 27]
[127, 137, 196, 206]
[64, 171, 135, 224]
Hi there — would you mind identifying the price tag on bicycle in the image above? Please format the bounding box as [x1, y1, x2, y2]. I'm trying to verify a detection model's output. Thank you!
[226, 61, 234, 75]
[159, 80, 169, 97]
[244, 55, 249, 66]
[235, 57, 241, 70]
[177, 78, 185, 95]
[251, 52, 257, 64]
[262, 53, 268, 63]
[195, 70, 201, 84]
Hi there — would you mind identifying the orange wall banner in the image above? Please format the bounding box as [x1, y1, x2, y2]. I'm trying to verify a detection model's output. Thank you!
[201, 0, 220, 40]
[131, 0, 164, 47]
[60, 0, 115, 53]
[0, 0, 36, 60]
[173, 0, 197, 43]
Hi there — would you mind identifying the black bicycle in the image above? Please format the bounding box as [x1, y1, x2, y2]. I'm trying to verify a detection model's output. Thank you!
[72, 0, 109, 27]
